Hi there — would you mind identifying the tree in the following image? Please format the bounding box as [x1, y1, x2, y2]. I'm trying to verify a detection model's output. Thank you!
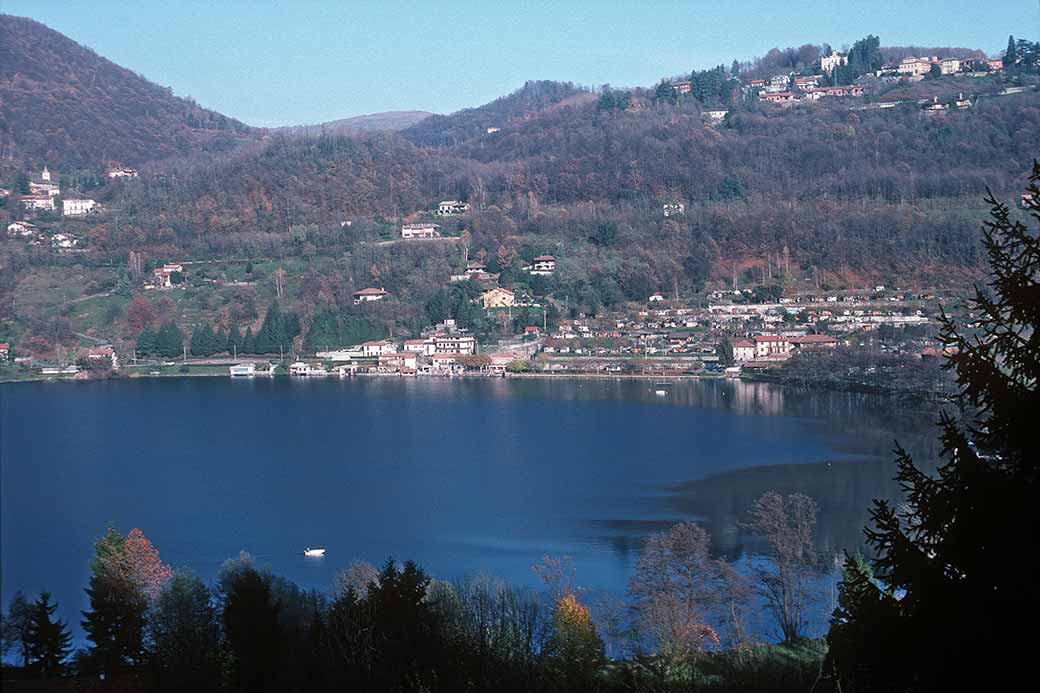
[542, 594, 604, 691]
[629, 521, 730, 656]
[826, 164, 1040, 690]
[4, 591, 33, 668]
[126, 297, 155, 332]
[718, 337, 735, 366]
[135, 325, 158, 356]
[926, 63, 942, 80]
[1003, 34, 1017, 67]
[82, 527, 171, 677]
[26, 592, 72, 677]
[332, 560, 379, 599]
[745, 492, 819, 643]
[220, 561, 282, 692]
[150, 573, 222, 692]
[155, 321, 185, 358]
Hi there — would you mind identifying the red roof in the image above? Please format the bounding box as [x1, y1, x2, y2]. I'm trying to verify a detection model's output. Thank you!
[354, 287, 387, 295]
[0, 343, 9, 349]
[754, 334, 788, 342]
[533, 255, 555, 262]
[733, 340, 754, 348]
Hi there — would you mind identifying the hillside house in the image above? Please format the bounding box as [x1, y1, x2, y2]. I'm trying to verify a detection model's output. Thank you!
[401, 222, 441, 239]
[987, 59, 1003, 72]
[63, 198, 97, 216]
[481, 287, 515, 308]
[152, 263, 184, 289]
[7, 221, 34, 236]
[732, 340, 756, 362]
[753, 334, 792, 359]
[898, 57, 933, 76]
[21, 195, 55, 211]
[671, 81, 692, 95]
[760, 91, 794, 103]
[529, 255, 556, 275]
[703, 109, 728, 122]
[486, 127, 500, 134]
[434, 335, 477, 354]
[940, 58, 961, 75]
[353, 287, 388, 303]
[107, 167, 139, 179]
[0, 343, 9, 360]
[29, 167, 60, 197]
[820, 51, 848, 74]
[360, 341, 396, 357]
[663, 202, 685, 217]
[789, 334, 838, 350]
[404, 339, 437, 356]
[435, 200, 470, 216]
[431, 353, 462, 373]
[84, 346, 118, 369]
[51, 233, 78, 249]
[378, 352, 418, 371]
[648, 292, 665, 303]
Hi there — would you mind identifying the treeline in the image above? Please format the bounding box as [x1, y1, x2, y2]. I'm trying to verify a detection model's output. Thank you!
[1, 488, 832, 693]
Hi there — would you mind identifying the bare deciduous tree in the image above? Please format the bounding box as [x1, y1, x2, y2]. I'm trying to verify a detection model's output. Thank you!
[629, 521, 740, 657]
[745, 491, 819, 643]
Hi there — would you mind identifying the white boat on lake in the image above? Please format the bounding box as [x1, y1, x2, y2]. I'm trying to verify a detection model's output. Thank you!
[304, 547, 326, 557]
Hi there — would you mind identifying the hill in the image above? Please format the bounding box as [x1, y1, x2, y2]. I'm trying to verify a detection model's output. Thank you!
[402, 80, 593, 147]
[0, 14, 257, 169]
[272, 111, 434, 138]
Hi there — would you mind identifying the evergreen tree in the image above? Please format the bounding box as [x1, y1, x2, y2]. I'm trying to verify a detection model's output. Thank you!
[135, 325, 158, 356]
[227, 322, 243, 356]
[156, 321, 185, 358]
[189, 324, 211, 356]
[1004, 34, 1017, 67]
[150, 573, 222, 692]
[26, 592, 71, 677]
[82, 530, 148, 677]
[826, 164, 1040, 690]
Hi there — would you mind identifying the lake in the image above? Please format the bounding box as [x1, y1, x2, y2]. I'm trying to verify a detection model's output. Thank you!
[0, 376, 943, 644]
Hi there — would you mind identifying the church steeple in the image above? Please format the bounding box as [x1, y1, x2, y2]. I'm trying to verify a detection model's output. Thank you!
[41, 166, 51, 181]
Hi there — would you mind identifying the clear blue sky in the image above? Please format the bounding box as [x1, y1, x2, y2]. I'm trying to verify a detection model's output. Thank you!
[6, 0, 1037, 126]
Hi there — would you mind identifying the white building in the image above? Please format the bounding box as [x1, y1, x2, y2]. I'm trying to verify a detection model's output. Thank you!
[63, 198, 97, 216]
[435, 200, 470, 216]
[434, 335, 476, 355]
[821, 51, 848, 74]
[107, 167, 139, 179]
[353, 287, 388, 303]
[529, 255, 556, 275]
[401, 222, 441, 239]
[21, 195, 55, 211]
[360, 341, 396, 357]
[7, 221, 35, 236]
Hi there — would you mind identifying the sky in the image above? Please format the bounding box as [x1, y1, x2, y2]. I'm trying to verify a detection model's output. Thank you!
[5, 0, 1038, 127]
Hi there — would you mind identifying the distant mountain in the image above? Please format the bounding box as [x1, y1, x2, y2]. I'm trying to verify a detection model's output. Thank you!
[273, 111, 433, 138]
[402, 80, 593, 147]
[0, 14, 258, 169]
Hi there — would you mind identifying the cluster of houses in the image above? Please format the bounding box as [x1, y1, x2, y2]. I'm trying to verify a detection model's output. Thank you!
[13, 167, 99, 217]
[6, 220, 82, 250]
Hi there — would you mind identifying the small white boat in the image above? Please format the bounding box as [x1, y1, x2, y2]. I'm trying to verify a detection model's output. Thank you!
[303, 547, 325, 557]
[655, 389, 668, 396]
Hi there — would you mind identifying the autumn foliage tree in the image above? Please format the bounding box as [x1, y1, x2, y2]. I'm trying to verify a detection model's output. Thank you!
[542, 594, 604, 691]
[82, 527, 171, 676]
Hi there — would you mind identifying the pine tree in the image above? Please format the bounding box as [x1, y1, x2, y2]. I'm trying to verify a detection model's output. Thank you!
[156, 321, 184, 358]
[26, 592, 71, 677]
[1004, 34, 1018, 67]
[826, 163, 1040, 690]
[135, 325, 158, 356]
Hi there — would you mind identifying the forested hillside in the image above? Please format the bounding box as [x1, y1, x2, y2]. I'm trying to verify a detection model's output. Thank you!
[0, 14, 257, 168]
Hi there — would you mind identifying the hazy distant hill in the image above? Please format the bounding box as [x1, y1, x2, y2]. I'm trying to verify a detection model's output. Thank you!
[0, 14, 257, 169]
[273, 111, 433, 138]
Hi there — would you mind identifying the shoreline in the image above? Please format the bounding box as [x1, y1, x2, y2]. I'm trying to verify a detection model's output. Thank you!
[0, 366, 947, 402]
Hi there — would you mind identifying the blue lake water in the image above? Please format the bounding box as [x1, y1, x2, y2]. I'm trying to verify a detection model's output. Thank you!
[0, 376, 941, 644]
